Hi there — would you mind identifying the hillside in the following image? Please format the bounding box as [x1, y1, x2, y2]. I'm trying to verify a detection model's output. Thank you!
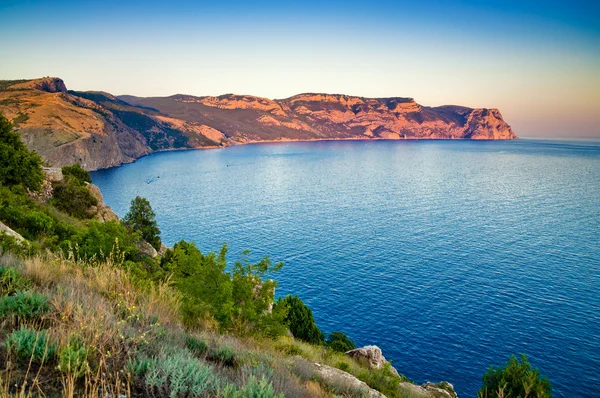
[0, 77, 516, 170]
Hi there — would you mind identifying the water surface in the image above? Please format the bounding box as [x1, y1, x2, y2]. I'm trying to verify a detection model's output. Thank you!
[92, 139, 600, 397]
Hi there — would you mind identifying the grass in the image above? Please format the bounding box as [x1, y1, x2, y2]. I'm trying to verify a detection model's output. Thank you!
[0, 251, 425, 398]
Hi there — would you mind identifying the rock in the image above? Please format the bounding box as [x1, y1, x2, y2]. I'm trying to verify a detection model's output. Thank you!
[86, 184, 119, 222]
[346, 345, 399, 376]
[158, 243, 168, 256]
[0, 221, 26, 244]
[137, 240, 158, 258]
[312, 362, 386, 398]
[28, 168, 63, 203]
[421, 382, 458, 398]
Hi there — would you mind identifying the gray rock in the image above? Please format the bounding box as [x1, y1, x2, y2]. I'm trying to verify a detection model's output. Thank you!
[0, 221, 26, 244]
[346, 345, 399, 376]
[313, 362, 387, 398]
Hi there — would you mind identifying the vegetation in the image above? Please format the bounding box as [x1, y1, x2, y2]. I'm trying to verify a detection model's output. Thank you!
[479, 354, 552, 398]
[0, 113, 43, 191]
[0, 111, 552, 398]
[123, 196, 161, 250]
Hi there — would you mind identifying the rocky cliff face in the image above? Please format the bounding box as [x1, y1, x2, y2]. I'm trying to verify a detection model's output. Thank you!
[0, 77, 516, 170]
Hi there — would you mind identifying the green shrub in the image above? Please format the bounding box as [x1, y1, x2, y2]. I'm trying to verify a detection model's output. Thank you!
[57, 336, 90, 377]
[24, 210, 54, 235]
[51, 176, 98, 219]
[327, 331, 356, 353]
[277, 295, 323, 344]
[5, 327, 56, 363]
[220, 375, 284, 398]
[207, 344, 237, 367]
[356, 363, 407, 398]
[0, 290, 50, 319]
[66, 220, 141, 262]
[123, 196, 161, 250]
[137, 348, 221, 397]
[336, 362, 350, 372]
[479, 354, 552, 398]
[0, 113, 44, 191]
[61, 164, 91, 185]
[185, 336, 208, 356]
[0, 266, 30, 295]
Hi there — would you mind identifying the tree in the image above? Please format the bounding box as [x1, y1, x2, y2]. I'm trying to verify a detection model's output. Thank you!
[326, 331, 356, 353]
[123, 196, 161, 250]
[479, 354, 552, 398]
[0, 113, 43, 191]
[277, 295, 324, 344]
[61, 164, 91, 185]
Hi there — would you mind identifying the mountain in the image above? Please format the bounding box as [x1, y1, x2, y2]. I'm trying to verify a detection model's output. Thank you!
[0, 77, 516, 170]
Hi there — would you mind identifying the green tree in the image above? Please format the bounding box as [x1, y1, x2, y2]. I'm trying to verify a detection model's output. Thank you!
[123, 196, 161, 250]
[326, 331, 356, 353]
[0, 113, 43, 191]
[51, 177, 98, 219]
[61, 164, 91, 185]
[479, 354, 552, 398]
[277, 295, 324, 344]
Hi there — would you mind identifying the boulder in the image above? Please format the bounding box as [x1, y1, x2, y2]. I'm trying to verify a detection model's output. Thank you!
[399, 382, 458, 398]
[0, 221, 26, 244]
[312, 362, 386, 398]
[86, 183, 119, 222]
[137, 240, 158, 258]
[346, 345, 399, 376]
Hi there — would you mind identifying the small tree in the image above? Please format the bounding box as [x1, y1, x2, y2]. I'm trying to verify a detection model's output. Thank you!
[123, 196, 161, 250]
[277, 295, 324, 344]
[0, 113, 43, 191]
[327, 331, 356, 352]
[61, 164, 91, 185]
[479, 354, 552, 398]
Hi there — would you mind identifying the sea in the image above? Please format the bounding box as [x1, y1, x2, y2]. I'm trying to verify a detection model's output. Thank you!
[91, 139, 600, 397]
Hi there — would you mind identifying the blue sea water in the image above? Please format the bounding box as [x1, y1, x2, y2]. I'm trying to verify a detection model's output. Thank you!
[91, 139, 600, 397]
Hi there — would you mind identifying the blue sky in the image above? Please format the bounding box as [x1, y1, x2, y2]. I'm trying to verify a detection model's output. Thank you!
[1, 0, 598, 136]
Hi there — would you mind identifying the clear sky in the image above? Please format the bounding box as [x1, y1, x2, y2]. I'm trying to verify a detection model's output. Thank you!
[1, 0, 598, 137]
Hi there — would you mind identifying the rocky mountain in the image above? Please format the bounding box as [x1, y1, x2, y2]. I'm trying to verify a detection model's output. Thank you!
[0, 77, 516, 170]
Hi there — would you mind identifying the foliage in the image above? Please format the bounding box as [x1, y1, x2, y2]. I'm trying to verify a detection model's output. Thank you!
[51, 175, 98, 219]
[479, 354, 552, 398]
[0, 290, 50, 319]
[57, 336, 90, 378]
[5, 327, 56, 363]
[207, 343, 237, 367]
[327, 331, 356, 353]
[0, 266, 30, 295]
[220, 375, 284, 398]
[0, 112, 44, 191]
[65, 220, 141, 261]
[185, 335, 208, 356]
[356, 363, 407, 398]
[277, 295, 324, 344]
[123, 196, 161, 250]
[61, 164, 91, 185]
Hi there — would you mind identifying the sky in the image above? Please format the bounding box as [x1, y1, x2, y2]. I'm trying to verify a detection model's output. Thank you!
[0, 0, 599, 137]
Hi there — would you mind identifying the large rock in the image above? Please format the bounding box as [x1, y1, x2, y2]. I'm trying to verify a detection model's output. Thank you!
[346, 345, 399, 376]
[400, 382, 458, 398]
[0, 221, 26, 244]
[86, 183, 119, 222]
[137, 240, 158, 258]
[312, 362, 386, 398]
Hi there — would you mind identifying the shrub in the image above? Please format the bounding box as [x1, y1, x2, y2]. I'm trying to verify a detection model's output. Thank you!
[0, 290, 50, 319]
[57, 336, 90, 378]
[67, 220, 141, 261]
[185, 336, 208, 356]
[51, 176, 98, 219]
[479, 354, 552, 398]
[208, 344, 237, 367]
[0, 266, 30, 295]
[277, 295, 323, 344]
[356, 363, 407, 398]
[220, 375, 284, 398]
[0, 113, 44, 191]
[61, 164, 91, 185]
[5, 327, 56, 363]
[327, 331, 356, 353]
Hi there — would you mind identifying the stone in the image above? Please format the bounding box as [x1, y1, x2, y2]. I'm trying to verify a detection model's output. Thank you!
[312, 362, 386, 398]
[0, 221, 26, 244]
[346, 345, 399, 376]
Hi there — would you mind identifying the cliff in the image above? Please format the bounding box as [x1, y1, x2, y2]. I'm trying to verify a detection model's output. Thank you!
[0, 77, 516, 170]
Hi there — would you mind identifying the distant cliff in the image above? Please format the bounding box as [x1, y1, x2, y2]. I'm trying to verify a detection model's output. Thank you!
[0, 77, 516, 170]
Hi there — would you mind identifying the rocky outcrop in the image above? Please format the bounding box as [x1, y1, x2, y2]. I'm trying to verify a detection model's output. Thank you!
[346, 345, 400, 376]
[312, 362, 387, 398]
[86, 184, 119, 222]
[137, 240, 158, 258]
[0, 221, 26, 244]
[0, 77, 516, 171]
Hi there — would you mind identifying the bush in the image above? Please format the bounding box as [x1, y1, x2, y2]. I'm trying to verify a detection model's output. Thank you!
[57, 336, 90, 378]
[51, 176, 98, 219]
[185, 336, 208, 356]
[479, 354, 552, 398]
[0, 290, 50, 319]
[327, 331, 356, 353]
[356, 363, 407, 398]
[0, 266, 30, 295]
[220, 375, 284, 398]
[66, 220, 141, 261]
[207, 344, 237, 367]
[5, 327, 56, 363]
[277, 295, 323, 344]
[61, 164, 91, 185]
[0, 113, 44, 191]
